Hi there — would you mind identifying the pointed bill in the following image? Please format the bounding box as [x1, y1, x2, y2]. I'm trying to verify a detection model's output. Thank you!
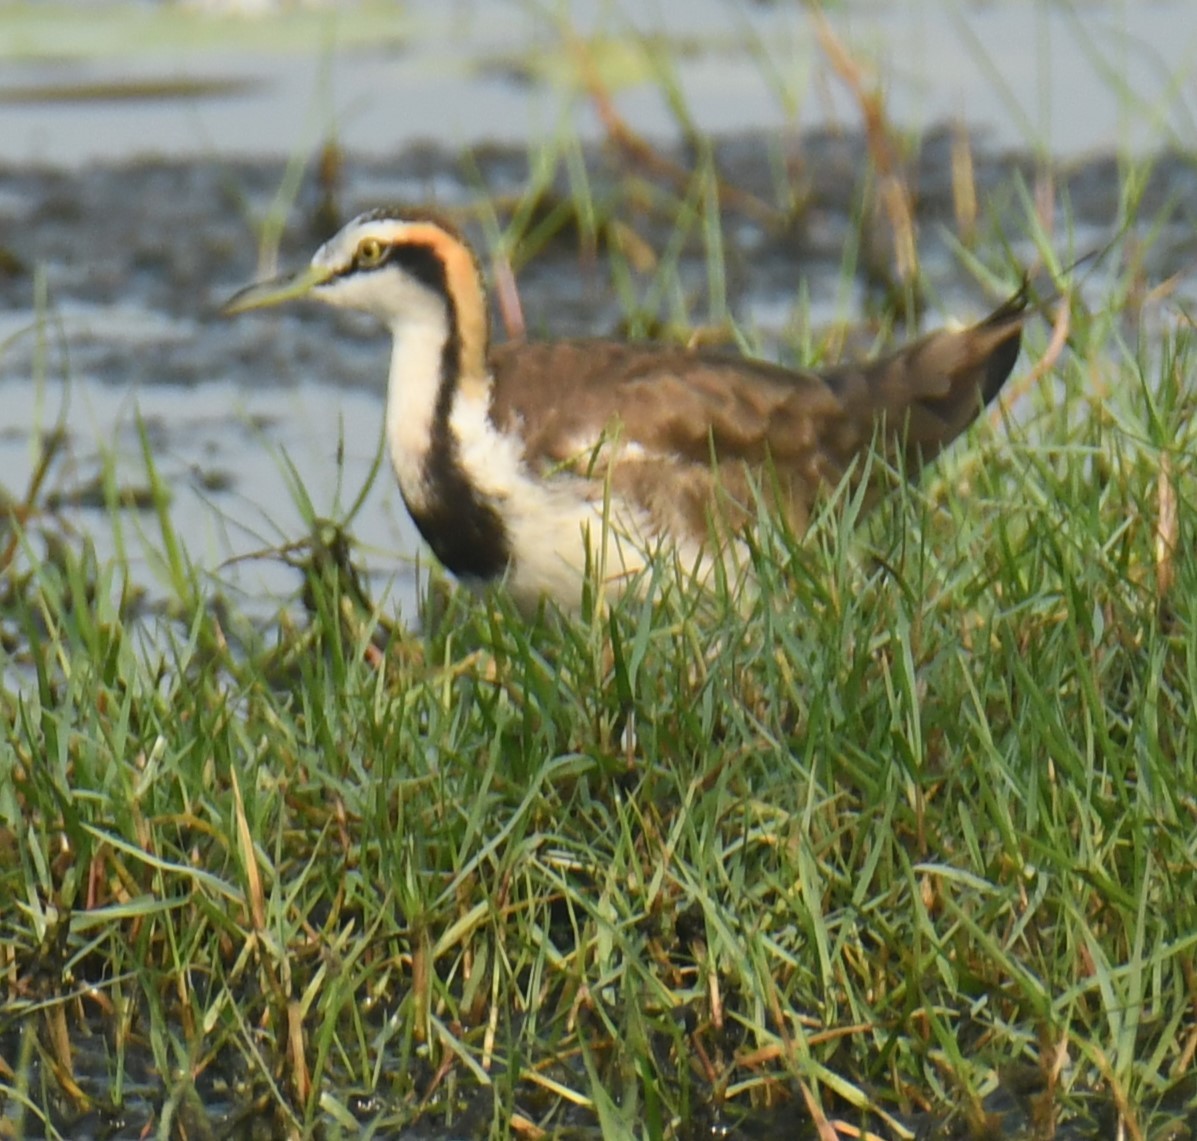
[220, 264, 334, 315]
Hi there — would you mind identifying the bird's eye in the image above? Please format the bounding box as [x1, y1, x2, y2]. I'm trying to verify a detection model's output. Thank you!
[355, 238, 387, 268]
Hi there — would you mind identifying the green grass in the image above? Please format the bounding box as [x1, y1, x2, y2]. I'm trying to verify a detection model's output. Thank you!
[3, 259, 1197, 1139]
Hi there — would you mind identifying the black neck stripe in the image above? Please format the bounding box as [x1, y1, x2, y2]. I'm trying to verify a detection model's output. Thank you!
[375, 242, 510, 581]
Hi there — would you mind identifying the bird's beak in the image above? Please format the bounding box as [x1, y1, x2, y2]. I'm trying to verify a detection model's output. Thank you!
[220, 264, 335, 315]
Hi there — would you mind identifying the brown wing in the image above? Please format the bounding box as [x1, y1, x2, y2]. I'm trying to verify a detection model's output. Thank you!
[487, 340, 853, 537]
[490, 342, 841, 468]
[486, 288, 1026, 537]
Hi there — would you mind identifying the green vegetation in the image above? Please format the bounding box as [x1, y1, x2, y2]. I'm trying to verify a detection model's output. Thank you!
[4, 220, 1197, 1138]
[4, 11, 1197, 1137]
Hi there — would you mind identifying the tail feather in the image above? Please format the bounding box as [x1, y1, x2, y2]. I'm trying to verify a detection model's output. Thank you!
[876, 284, 1029, 465]
[972, 230, 1120, 405]
[975, 280, 1032, 406]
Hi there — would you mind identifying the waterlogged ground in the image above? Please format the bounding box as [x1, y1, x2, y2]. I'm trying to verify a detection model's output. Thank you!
[3, 138, 1197, 1139]
[4, 2, 1197, 1137]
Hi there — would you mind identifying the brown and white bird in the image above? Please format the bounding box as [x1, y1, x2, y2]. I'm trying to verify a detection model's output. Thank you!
[222, 208, 1028, 613]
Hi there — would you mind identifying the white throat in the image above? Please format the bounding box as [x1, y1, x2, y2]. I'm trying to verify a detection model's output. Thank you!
[384, 311, 456, 511]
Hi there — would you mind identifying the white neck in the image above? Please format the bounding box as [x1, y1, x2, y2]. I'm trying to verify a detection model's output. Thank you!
[384, 313, 455, 511]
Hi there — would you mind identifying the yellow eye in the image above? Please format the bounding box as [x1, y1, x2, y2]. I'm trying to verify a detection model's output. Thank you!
[355, 237, 386, 268]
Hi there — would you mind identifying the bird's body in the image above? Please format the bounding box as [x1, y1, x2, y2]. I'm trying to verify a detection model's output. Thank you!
[223, 208, 1028, 613]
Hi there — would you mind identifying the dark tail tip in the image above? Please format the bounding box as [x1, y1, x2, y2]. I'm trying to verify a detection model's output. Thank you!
[975, 278, 1032, 406]
[981, 326, 1023, 406]
[981, 276, 1032, 328]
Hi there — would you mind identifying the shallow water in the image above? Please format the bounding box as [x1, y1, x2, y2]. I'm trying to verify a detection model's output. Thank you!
[2, 0, 1196, 165]
[0, 355, 421, 612]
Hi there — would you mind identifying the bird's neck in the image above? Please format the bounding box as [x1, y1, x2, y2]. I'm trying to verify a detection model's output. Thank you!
[383, 307, 510, 581]
[383, 305, 484, 502]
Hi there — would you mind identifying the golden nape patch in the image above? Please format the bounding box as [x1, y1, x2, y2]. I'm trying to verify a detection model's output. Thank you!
[401, 222, 490, 390]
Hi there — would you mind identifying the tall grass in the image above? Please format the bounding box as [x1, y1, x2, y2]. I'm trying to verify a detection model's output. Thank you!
[3, 274, 1197, 1137]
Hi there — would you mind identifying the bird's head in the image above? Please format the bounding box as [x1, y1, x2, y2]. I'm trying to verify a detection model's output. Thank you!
[222, 209, 490, 361]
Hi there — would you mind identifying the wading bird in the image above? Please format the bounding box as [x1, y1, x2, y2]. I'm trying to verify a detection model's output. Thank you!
[223, 208, 1029, 613]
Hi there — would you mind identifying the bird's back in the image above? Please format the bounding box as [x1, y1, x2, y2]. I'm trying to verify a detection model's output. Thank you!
[486, 291, 1025, 542]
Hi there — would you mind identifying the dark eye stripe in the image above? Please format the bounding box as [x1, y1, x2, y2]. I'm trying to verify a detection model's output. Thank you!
[334, 240, 449, 299]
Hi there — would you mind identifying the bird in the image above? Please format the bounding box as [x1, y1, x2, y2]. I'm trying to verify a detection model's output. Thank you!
[221, 207, 1030, 614]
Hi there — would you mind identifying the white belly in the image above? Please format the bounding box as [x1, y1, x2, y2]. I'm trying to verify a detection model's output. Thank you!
[449, 394, 697, 613]
[502, 485, 652, 613]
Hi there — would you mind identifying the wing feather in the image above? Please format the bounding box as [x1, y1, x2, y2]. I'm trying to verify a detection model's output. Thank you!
[483, 289, 1025, 539]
